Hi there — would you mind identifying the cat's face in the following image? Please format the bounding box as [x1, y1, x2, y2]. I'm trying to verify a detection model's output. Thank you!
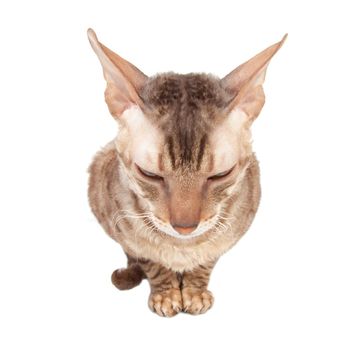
[88, 29, 286, 239]
[115, 75, 251, 239]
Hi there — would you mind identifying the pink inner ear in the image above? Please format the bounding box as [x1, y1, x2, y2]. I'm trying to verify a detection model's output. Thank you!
[222, 34, 287, 93]
[228, 85, 265, 121]
[88, 29, 148, 119]
[102, 62, 145, 118]
[105, 87, 134, 118]
[221, 35, 286, 120]
[100, 43, 148, 91]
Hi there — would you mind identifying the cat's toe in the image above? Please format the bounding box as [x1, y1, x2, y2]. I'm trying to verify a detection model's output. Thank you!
[148, 288, 182, 317]
[182, 288, 214, 315]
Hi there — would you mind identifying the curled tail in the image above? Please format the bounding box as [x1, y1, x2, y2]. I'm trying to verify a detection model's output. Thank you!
[111, 263, 145, 290]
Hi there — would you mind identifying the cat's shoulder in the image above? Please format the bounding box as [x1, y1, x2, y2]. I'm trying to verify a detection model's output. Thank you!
[248, 153, 260, 175]
[88, 140, 119, 174]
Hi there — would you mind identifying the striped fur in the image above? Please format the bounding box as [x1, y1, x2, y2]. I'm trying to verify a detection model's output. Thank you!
[88, 143, 261, 316]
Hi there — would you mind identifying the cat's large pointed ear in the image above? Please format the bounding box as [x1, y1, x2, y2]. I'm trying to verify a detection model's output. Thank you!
[87, 28, 148, 118]
[221, 34, 287, 121]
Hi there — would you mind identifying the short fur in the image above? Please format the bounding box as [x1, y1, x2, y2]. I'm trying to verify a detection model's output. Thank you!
[142, 73, 229, 170]
[87, 29, 286, 317]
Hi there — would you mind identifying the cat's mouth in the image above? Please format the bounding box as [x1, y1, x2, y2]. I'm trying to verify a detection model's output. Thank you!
[150, 214, 219, 240]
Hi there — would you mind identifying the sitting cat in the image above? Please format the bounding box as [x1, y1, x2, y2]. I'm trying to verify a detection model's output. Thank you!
[87, 29, 286, 317]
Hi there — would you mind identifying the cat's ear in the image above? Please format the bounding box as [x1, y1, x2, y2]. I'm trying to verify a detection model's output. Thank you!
[221, 34, 287, 121]
[87, 28, 148, 118]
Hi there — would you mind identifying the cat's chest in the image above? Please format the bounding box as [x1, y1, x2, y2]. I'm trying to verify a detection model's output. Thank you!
[120, 228, 239, 272]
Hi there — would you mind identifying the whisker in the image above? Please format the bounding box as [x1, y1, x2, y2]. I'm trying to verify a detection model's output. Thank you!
[112, 209, 154, 227]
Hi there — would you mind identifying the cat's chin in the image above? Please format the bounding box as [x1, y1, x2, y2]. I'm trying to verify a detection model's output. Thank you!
[150, 214, 219, 240]
[155, 224, 211, 240]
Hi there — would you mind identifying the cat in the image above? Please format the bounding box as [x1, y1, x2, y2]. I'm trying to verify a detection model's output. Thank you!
[87, 29, 286, 317]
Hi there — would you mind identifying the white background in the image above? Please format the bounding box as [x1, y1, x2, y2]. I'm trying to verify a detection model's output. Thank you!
[0, 0, 349, 349]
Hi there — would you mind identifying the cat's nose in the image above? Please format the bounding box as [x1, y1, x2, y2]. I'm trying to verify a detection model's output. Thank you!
[171, 223, 198, 235]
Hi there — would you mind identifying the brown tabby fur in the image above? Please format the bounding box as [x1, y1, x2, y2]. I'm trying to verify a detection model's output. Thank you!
[87, 29, 286, 317]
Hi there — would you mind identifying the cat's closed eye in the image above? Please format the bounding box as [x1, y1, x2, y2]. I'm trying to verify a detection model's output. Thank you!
[136, 164, 164, 181]
[136, 163, 235, 183]
[207, 166, 235, 181]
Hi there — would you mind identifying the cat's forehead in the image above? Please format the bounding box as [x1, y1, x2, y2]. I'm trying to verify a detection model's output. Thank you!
[141, 73, 229, 112]
[139, 73, 231, 170]
[120, 104, 244, 174]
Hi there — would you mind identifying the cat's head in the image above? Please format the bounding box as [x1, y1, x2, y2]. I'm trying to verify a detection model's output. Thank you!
[88, 29, 286, 240]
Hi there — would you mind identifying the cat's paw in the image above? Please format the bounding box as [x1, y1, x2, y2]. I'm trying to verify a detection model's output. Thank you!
[148, 288, 183, 317]
[181, 287, 214, 315]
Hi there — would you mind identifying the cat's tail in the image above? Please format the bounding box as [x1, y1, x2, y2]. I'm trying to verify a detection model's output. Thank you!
[111, 264, 145, 290]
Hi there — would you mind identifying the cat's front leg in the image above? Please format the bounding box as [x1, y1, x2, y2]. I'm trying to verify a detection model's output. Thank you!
[181, 260, 216, 315]
[139, 260, 182, 317]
